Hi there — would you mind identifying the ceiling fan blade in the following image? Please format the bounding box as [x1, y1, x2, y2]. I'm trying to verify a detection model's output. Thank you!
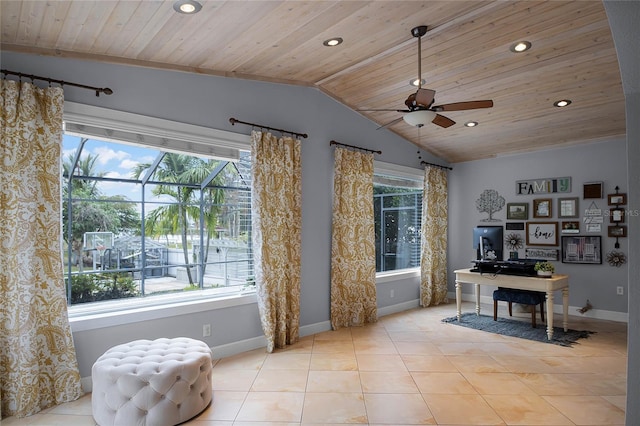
[433, 100, 494, 112]
[415, 88, 436, 107]
[432, 114, 456, 128]
[376, 116, 404, 130]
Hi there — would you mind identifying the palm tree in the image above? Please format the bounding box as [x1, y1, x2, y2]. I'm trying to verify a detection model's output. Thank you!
[133, 153, 226, 285]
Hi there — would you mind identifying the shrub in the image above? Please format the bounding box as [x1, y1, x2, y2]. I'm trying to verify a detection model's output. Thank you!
[69, 272, 139, 304]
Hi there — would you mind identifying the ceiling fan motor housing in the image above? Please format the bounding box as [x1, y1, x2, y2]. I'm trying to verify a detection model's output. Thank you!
[411, 25, 428, 38]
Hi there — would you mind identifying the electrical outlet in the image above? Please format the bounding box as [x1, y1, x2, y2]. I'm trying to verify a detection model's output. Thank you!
[202, 323, 211, 337]
[617, 286, 624, 296]
[390, 289, 395, 298]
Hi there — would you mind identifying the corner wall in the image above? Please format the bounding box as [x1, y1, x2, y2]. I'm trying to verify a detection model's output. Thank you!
[448, 139, 629, 317]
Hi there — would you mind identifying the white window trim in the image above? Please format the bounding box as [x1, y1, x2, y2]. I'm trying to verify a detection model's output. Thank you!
[69, 291, 257, 332]
[63, 102, 251, 160]
[374, 160, 424, 181]
[374, 160, 424, 277]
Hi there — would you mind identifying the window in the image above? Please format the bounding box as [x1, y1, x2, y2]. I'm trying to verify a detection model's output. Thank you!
[62, 103, 252, 310]
[373, 163, 423, 273]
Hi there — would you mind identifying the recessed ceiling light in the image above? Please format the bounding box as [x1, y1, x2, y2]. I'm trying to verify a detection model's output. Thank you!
[554, 99, 572, 107]
[322, 37, 343, 47]
[410, 78, 426, 87]
[510, 41, 532, 53]
[173, 0, 202, 14]
[464, 121, 478, 127]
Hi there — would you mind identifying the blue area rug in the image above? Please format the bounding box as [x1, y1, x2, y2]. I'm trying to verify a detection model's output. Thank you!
[442, 312, 595, 347]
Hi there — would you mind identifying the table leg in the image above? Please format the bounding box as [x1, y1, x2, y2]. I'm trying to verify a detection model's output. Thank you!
[546, 291, 554, 340]
[562, 287, 569, 332]
[475, 283, 481, 316]
[455, 280, 462, 320]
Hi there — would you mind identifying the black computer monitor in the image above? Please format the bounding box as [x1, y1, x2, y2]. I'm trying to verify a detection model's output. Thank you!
[473, 226, 504, 261]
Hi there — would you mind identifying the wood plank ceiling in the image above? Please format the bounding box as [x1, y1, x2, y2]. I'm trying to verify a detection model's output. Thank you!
[1, 0, 626, 163]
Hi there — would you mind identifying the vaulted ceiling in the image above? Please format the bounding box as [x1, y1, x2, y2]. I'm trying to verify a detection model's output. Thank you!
[1, 0, 626, 163]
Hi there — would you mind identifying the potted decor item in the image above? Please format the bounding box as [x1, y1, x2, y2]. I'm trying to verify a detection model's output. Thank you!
[534, 261, 555, 277]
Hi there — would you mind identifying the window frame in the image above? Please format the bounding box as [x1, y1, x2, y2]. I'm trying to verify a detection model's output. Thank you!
[62, 102, 254, 320]
[373, 160, 424, 275]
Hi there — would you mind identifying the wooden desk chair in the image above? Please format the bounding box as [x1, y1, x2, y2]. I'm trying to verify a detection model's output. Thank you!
[493, 287, 545, 327]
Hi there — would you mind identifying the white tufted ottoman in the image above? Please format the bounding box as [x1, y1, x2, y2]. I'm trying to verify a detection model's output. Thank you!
[91, 337, 213, 426]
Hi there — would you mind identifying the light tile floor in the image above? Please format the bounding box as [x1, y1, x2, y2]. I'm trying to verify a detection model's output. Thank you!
[2, 302, 628, 425]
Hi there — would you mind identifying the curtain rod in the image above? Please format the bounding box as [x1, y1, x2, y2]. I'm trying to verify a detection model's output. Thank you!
[1, 69, 113, 97]
[330, 140, 382, 155]
[421, 160, 452, 170]
[229, 117, 308, 139]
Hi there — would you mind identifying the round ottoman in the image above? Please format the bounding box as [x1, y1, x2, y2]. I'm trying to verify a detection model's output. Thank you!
[91, 337, 213, 426]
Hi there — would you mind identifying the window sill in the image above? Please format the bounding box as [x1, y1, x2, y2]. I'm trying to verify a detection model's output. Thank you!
[376, 268, 420, 283]
[69, 290, 257, 333]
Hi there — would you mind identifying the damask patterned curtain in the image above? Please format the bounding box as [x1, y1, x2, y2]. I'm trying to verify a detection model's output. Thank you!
[0, 80, 83, 418]
[330, 147, 377, 329]
[251, 131, 302, 353]
[420, 165, 449, 307]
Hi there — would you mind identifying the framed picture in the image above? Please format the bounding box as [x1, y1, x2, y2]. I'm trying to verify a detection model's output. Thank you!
[558, 197, 579, 218]
[608, 193, 627, 206]
[507, 203, 528, 220]
[506, 222, 525, 231]
[583, 182, 603, 199]
[610, 208, 625, 223]
[533, 198, 552, 218]
[561, 221, 580, 233]
[525, 248, 559, 261]
[608, 225, 627, 238]
[526, 221, 558, 246]
[562, 236, 602, 264]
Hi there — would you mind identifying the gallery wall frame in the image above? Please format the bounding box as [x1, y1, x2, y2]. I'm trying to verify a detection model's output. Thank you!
[608, 193, 627, 205]
[533, 198, 552, 218]
[583, 181, 603, 199]
[525, 248, 559, 261]
[608, 225, 627, 238]
[558, 197, 579, 218]
[561, 236, 602, 264]
[506, 222, 525, 231]
[610, 208, 625, 223]
[507, 203, 528, 220]
[526, 221, 558, 246]
[561, 221, 580, 233]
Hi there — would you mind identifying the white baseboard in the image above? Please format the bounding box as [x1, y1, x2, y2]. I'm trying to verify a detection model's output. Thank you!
[450, 292, 629, 323]
[378, 299, 421, 317]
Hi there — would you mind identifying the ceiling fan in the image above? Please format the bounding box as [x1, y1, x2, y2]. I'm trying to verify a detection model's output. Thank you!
[360, 25, 494, 129]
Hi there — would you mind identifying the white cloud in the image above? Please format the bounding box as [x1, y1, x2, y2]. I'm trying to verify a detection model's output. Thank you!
[92, 146, 130, 165]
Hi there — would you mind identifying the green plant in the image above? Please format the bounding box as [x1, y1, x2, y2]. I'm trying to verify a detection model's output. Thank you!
[69, 272, 139, 304]
[534, 261, 555, 273]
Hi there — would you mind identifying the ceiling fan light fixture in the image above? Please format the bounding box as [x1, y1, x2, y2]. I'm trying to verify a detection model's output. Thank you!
[465, 121, 478, 127]
[173, 0, 202, 14]
[323, 37, 343, 47]
[510, 41, 532, 53]
[554, 99, 572, 107]
[410, 78, 426, 87]
[403, 110, 437, 127]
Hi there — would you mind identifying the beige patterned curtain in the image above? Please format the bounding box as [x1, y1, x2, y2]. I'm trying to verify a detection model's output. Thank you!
[330, 147, 377, 330]
[0, 80, 83, 418]
[420, 166, 449, 307]
[251, 131, 302, 353]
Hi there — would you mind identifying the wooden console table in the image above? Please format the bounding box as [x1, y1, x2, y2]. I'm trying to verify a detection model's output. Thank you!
[454, 268, 569, 340]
